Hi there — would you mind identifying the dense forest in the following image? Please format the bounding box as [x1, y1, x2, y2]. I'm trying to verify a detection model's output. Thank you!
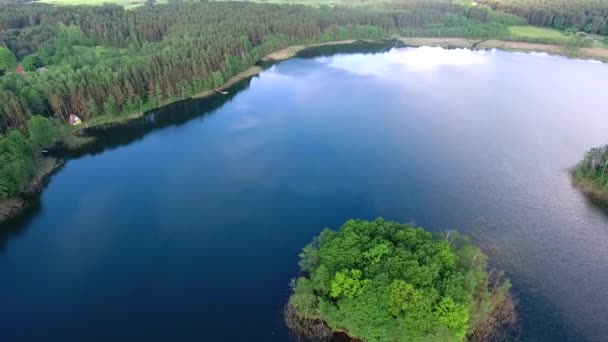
[286, 219, 515, 342]
[477, 0, 608, 35]
[0, 0, 607, 201]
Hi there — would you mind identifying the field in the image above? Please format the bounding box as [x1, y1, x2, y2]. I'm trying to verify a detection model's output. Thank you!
[40, 0, 167, 9]
[508, 25, 570, 42]
[39, 0, 381, 8]
[217, 0, 385, 5]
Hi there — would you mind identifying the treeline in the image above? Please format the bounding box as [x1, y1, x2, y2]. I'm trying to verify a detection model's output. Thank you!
[477, 0, 608, 35]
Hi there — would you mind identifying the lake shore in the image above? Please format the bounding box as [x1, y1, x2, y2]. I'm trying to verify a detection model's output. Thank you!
[54, 37, 608, 136]
[398, 37, 608, 60]
[571, 175, 608, 207]
[0, 157, 63, 223]
[2, 36, 607, 224]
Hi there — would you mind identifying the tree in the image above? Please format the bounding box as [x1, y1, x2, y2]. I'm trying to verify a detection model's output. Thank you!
[86, 96, 99, 117]
[103, 95, 118, 116]
[0, 47, 17, 75]
[26, 115, 62, 150]
[0, 130, 35, 199]
[21, 54, 43, 71]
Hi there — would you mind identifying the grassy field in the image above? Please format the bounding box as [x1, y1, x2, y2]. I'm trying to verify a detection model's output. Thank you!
[219, 0, 385, 5]
[509, 25, 608, 47]
[40, 0, 167, 9]
[39, 0, 382, 8]
[508, 25, 570, 42]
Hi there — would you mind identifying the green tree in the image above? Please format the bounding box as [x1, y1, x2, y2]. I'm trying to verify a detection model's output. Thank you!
[330, 269, 369, 299]
[0, 47, 17, 75]
[26, 115, 63, 150]
[103, 96, 118, 116]
[21, 54, 43, 72]
[0, 130, 35, 199]
[435, 296, 471, 341]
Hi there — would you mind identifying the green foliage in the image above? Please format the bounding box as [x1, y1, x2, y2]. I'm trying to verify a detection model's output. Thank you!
[402, 14, 511, 39]
[289, 278, 321, 318]
[86, 96, 99, 117]
[573, 145, 608, 190]
[21, 54, 43, 71]
[26, 115, 63, 150]
[0, 115, 64, 199]
[0, 47, 17, 75]
[435, 296, 470, 341]
[507, 25, 592, 47]
[487, 11, 527, 26]
[0, 130, 35, 199]
[103, 95, 118, 116]
[299, 243, 320, 273]
[477, 0, 608, 35]
[288, 219, 509, 342]
[330, 269, 371, 299]
[389, 279, 425, 316]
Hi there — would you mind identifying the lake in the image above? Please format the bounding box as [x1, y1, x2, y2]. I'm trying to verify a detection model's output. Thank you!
[1, 42, 608, 341]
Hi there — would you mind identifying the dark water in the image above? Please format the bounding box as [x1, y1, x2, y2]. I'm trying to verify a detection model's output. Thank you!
[2, 43, 608, 341]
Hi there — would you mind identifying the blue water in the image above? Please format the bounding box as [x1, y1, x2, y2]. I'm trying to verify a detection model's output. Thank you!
[1, 44, 608, 341]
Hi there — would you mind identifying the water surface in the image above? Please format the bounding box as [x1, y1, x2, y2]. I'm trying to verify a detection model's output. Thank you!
[1, 44, 608, 341]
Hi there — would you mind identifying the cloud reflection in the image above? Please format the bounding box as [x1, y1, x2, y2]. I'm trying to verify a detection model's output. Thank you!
[231, 115, 259, 132]
[323, 46, 489, 79]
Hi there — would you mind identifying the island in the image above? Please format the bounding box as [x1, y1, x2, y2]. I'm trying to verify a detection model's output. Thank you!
[571, 144, 608, 205]
[285, 219, 516, 342]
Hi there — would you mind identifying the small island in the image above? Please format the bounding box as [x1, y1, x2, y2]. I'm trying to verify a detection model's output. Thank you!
[285, 219, 516, 342]
[571, 145, 608, 205]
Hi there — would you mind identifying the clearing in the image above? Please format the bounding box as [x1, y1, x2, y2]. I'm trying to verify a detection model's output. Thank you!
[508, 25, 570, 43]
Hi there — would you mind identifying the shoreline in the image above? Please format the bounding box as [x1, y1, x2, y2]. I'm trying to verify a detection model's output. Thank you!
[0, 157, 64, 224]
[57, 37, 608, 135]
[2, 36, 607, 224]
[570, 174, 608, 208]
[398, 37, 608, 60]
[287, 295, 518, 342]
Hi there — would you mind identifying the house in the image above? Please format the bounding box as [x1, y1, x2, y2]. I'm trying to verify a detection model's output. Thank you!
[69, 114, 82, 125]
[15, 65, 25, 74]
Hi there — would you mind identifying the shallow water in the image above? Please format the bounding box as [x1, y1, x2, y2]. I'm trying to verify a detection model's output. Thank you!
[1, 43, 608, 341]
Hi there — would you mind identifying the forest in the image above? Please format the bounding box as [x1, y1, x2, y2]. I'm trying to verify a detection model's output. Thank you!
[285, 219, 515, 342]
[476, 0, 608, 35]
[0, 0, 607, 201]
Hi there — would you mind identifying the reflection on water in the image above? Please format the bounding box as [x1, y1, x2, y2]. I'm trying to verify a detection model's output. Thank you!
[60, 80, 250, 159]
[0, 197, 42, 252]
[1, 42, 608, 342]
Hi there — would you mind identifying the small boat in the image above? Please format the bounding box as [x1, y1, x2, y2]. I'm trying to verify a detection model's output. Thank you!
[215, 90, 229, 95]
